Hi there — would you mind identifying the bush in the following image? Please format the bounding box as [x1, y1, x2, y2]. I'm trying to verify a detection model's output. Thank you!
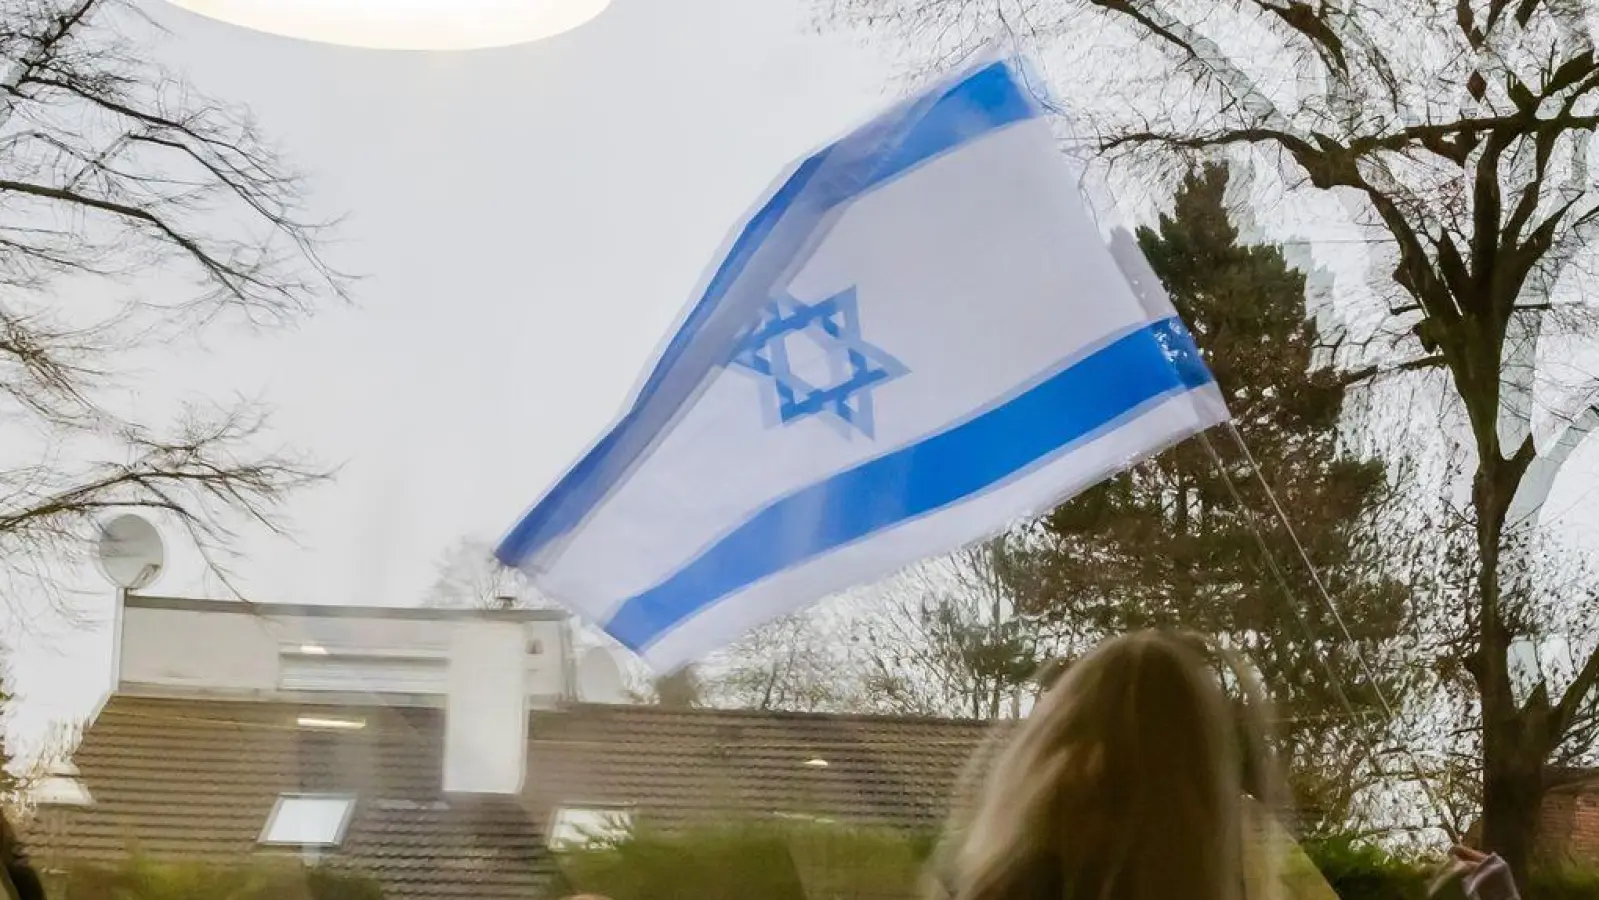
[50, 857, 384, 900]
[554, 820, 926, 900]
[1303, 838, 1599, 900]
[1303, 837, 1430, 900]
[555, 821, 1599, 900]
[1526, 866, 1599, 900]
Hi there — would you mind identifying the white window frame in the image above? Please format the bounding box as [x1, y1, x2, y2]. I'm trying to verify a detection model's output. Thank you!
[547, 804, 634, 851]
[258, 793, 357, 848]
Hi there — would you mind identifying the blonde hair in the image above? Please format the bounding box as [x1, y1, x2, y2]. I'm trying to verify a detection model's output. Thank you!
[931, 631, 1282, 900]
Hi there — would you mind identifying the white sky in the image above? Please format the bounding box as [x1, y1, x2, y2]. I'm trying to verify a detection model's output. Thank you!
[6, 0, 898, 746]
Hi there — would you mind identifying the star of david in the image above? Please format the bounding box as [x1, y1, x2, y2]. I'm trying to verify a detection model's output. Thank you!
[729, 288, 908, 439]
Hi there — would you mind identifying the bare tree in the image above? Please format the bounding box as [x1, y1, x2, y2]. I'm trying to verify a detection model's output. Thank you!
[422, 537, 537, 609]
[706, 613, 857, 713]
[0, 0, 346, 605]
[823, 0, 1599, 874]
[692, 547, 1056, 719]
[0, 646, 16, 803]
[858, 541, 1058, 720]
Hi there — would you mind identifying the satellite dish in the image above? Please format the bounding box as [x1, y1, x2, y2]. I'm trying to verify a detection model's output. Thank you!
[94, 514, 165, 591]
[576, 647, 626, 704]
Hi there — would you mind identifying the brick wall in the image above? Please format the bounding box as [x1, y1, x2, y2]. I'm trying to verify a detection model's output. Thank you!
[1539, 784, 1599, 863]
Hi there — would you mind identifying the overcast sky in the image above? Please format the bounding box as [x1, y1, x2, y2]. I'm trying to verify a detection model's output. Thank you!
[8, 0, 900, 743]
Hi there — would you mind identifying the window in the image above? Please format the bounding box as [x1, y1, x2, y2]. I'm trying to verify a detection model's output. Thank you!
[260, 794, 356, 847]
[547, 806, 633, 850]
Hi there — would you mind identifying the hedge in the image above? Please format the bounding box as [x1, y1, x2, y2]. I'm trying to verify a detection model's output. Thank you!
[1306, 837, 1599, 900]
[46, 857, 385, 900]
[553, 822, 926, 900]
[553, 822, 1599, 900]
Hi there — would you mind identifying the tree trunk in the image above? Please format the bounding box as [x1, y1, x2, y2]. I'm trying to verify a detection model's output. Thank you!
[1473, 454, 1543, 882]
[1480, 737, 1543, 882]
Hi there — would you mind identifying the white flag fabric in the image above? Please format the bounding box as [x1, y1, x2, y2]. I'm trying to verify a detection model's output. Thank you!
[497, 56, 1230, 671]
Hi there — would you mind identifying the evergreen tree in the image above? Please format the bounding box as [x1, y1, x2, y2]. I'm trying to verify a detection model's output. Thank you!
[1002, 163, 1412, 833]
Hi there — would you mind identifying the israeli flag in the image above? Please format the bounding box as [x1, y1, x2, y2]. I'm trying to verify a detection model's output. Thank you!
[497, 56, 1229, 671]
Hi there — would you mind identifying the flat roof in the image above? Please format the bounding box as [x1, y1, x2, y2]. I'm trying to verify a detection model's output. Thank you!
[126, 594, 569, 623]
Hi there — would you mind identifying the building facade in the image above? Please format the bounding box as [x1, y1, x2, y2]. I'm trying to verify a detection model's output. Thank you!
[28, 595, 989, 900]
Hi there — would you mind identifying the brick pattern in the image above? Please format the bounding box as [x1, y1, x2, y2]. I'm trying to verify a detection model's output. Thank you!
[32, 697, 995, 900]
[1540, 773, 1599, 864]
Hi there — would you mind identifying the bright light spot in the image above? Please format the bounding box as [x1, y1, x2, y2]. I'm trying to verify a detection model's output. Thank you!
[548, 807, 633, 850]
[296, 715, 366, 731]
[163, 0, 612, 51]
[804, 758, 829, 768]
[774, 811, 837, 824]
[298, 643, 329, 656]
[30, 775, 94, 807]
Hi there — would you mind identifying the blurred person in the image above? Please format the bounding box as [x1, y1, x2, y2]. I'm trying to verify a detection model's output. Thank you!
[927, 630, 1302, 900]
[929, 630, 1522, 900]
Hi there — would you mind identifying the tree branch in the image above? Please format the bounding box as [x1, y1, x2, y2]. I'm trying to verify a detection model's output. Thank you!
[0, 177, 286, 315]
[1551, 643, 1599, 749]
[1339, 354, 1448, 387]
[0, 0, 346, 614]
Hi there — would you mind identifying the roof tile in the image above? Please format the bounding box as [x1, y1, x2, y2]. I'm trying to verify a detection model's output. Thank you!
[32, 697, 996, 900]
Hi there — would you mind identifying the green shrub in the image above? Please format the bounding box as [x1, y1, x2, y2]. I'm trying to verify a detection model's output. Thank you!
[1526, 865, 1599, 900]
[50, 856, 384, 900]
[1303, 837, 1429, 900]
[1302, 837, 1599, 900]
[554, 820, 925, 900]
[555, 822, 1599, 900]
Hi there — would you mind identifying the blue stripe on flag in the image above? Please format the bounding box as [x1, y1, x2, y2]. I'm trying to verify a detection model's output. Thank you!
[497, 58, 1045, 572]
[605, 316, 1214, 652]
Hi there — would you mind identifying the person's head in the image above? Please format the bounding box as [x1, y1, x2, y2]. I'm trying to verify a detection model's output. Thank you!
[936, 630, 1279, 900]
